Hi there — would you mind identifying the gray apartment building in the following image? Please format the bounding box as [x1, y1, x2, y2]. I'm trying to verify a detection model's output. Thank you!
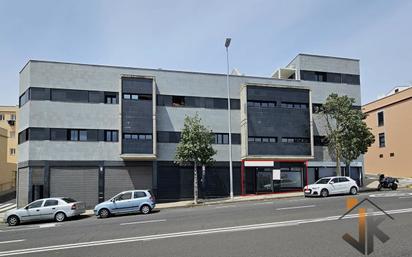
[17, 54, 363, 208]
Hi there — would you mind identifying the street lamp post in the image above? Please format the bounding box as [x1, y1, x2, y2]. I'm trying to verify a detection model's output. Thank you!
[225, 38, 234, 199]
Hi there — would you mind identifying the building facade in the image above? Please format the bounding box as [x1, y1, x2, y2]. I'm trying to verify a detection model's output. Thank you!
[0, 106, 18, 193]
[363, 86, 412, 178]
[17, 54, 362, 208]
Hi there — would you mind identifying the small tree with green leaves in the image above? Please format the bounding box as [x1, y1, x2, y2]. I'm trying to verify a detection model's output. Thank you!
[322, 94, 374, 176]
[175, 114, 216, 204]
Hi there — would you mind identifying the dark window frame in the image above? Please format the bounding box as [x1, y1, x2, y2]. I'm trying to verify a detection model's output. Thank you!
[377, 111, 384, 127]
[378, 133, 385, 148]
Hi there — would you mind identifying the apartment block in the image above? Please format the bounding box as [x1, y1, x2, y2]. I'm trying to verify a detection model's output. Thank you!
[0, 105, 18, 192]
[363, 86, 412, 178]
[17, 54, 362, 207]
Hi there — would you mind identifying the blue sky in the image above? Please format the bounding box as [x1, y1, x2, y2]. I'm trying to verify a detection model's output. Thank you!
[0, 0, 411, 105]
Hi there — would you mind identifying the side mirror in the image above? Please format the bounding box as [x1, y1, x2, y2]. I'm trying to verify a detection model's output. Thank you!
[24, 206, 29, 210]
[330, 181, 334, 184]
[111, 199, 115, 202]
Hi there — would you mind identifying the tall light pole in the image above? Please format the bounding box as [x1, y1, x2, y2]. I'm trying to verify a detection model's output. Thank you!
[225, 38, 234, 199]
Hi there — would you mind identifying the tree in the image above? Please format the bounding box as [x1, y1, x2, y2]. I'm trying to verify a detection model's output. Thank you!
[321, 94, 375, 176]
[175, 113, 217, 204]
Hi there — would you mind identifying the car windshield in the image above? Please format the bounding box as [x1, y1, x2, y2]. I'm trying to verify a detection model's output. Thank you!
[315, 178, 331, 184]
[61, 197, 77, 203]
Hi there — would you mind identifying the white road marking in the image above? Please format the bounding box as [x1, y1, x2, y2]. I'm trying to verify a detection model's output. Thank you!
[0, 224, 59, 233]
[276, 205, 316, 211]
[0, 240, 25, 245]
[0, 204, 16, 212]
[120, 219, 166, 226]
[0, 203, 13, 209]
[370, 192, 412, 198]
[38, 224, 57, 228]
[2, 207, 411, 256]
[399, 196, 412, 199]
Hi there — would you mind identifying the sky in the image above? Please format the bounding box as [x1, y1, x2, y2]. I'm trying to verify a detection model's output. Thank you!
[0, 0, 411, 106]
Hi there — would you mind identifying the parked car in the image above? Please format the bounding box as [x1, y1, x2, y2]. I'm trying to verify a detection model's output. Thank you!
[3, 197, 85, 226]
[304, 176, 359, 197]
[94, 190, 156, 218]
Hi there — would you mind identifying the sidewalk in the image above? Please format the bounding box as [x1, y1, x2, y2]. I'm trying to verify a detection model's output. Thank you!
[82, 191, 304, 215]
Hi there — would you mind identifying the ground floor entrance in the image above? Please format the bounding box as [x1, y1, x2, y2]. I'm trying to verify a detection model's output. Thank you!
[242, 160, 308, 195]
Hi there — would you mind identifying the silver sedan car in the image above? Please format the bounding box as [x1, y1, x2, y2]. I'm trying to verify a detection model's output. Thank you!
[3, 197, 85, 226]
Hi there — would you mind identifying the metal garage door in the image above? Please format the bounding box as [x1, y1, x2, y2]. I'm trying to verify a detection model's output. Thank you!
[104, 166, 152, 200]
[50, 167, 98, 209]
[17, 168, 29, 208]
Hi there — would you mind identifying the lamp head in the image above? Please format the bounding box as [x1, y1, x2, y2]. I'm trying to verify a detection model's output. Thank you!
[225, 38, 231, 48]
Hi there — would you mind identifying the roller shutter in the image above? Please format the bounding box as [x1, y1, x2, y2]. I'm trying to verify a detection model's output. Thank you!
[104, 166, 152, 200]
[50, 167, 98, 208]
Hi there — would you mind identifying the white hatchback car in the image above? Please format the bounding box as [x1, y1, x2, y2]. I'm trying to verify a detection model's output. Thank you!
[304, 176, 359, 197]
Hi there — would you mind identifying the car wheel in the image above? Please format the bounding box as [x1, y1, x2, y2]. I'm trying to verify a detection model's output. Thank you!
[55, 212, 66, 222]
[321, 189, 329, 197]
[140, 204, 151, 215]
[350, 186, 358, 195]
[99, 208, 110, 218]
[7, 215, 20, 226]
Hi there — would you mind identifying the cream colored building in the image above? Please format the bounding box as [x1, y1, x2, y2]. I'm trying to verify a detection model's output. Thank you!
[0, 105, 18, 192]
[362, 87, 412, 178]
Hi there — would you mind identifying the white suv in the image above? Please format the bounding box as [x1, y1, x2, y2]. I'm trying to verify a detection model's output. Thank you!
[304, 176, 359, 197]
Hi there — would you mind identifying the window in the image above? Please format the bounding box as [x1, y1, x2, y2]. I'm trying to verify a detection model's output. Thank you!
[115, 192, 132, 201]
[10, 148, 16, 155]
[139, 94, 152, 101]
[331, 178, 340, 183]
[377, 111, 384, 126]
[157, 131, 181, 143]
[19, 90, 30, 107]
[315, 72, 327, 82]
[0, 114, 3, 120]
[172, 96, 185, 107]
[27, 200, 43, 209]
[105, 94, 117, 104]
[339, 177, 349, 182]
[247, 101, 277, 108]
[281, 102, 308, 110]
[10, 132, 15, 138]
[248, 137, 277, 143]
[44, 200, 59, 207]
[69, 129, 87, 141]
[390, 152, 395, 157]
[79, 130, 87, 141]
[62, 198, 77, 203]
[282, 137, 310, 143]
[123, 133, 152, 141]
[105, 130, 118, 142]
[379, 133, 385, 148]
[134, 191, 147, 198]
[312, 104, 323, 113]
[123, 93, 152, 101]
[10, 114, 16, 121]
[69, 130, 78, 141]
[379, 154, 383, 158]
[314, 136, 328, 146]
[215, 133, 229, 144]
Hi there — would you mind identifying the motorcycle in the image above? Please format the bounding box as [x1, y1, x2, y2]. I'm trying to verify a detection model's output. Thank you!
[377, 174, 399, 191]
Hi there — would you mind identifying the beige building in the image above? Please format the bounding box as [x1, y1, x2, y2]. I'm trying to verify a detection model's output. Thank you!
[0, 106, 18, 192]
[362, 87, 412, 178]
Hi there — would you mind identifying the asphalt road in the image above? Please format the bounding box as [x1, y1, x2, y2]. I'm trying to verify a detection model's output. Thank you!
[0, 190, 412, 257]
